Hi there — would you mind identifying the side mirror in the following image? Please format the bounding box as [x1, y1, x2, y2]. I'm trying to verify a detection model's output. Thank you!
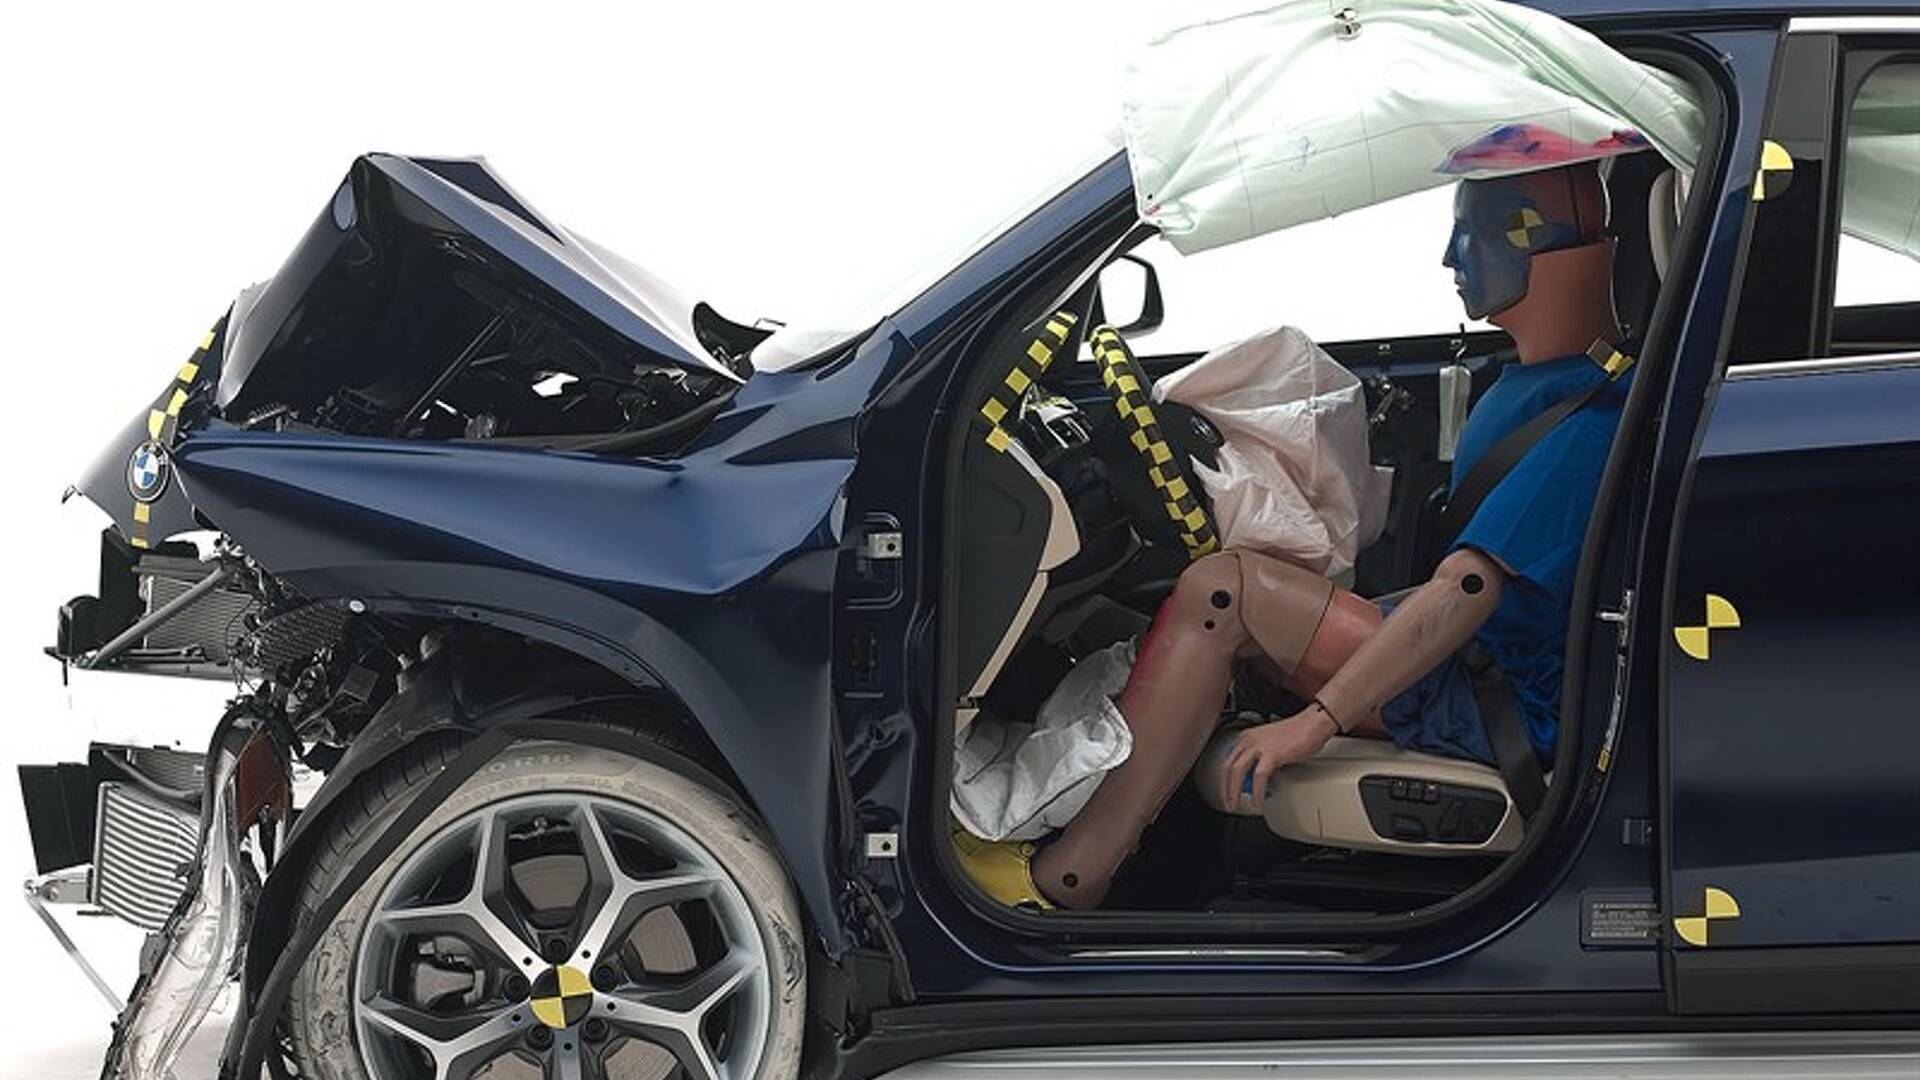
[1093, 254, 1165, 335]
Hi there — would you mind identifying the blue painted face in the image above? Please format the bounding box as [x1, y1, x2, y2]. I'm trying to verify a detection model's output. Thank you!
[1441, 175, 1585, 320]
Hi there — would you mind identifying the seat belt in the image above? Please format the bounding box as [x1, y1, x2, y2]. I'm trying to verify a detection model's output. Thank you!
[1460, 641, 1547, 820]
[1438, 340, 1635, 821]
[1435, 340, 1635, 545]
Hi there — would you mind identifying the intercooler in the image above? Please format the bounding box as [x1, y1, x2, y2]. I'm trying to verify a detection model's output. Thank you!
[22, 745, 208, 1013]
[87, 745, 202, 930]
[91, 778, 202, 932]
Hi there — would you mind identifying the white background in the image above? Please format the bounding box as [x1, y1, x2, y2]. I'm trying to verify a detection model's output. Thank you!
[1, 4, 1916, 1077]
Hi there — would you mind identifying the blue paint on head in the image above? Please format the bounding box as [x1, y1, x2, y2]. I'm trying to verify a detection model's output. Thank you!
[1441, 173, 1587, 319]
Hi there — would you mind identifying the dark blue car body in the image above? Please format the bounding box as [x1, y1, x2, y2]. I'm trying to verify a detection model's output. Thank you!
[37, 3, 1920, 1076]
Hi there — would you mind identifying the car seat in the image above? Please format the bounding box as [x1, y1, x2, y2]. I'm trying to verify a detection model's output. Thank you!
[1226, 163, 1682, 860]
[1194, 726, 1527, 855]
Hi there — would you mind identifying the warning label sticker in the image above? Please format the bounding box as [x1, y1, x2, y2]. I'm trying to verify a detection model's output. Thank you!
[1582, 889, 1661, 947]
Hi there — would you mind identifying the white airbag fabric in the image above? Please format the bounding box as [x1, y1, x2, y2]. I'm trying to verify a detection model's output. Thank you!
[1122, 0, 1707, 254]
[1155, 326, 1391, 577]
[951, 640, 1135, 842]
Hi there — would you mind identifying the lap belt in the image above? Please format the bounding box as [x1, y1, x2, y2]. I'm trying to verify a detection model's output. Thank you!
[1460, 640, 1547, 820]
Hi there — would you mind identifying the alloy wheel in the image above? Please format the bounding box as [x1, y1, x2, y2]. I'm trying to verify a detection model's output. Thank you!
[354, 793, 772, 1080]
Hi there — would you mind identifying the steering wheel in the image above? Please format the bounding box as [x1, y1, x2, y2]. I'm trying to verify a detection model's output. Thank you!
[1087, 325, 1219, 561]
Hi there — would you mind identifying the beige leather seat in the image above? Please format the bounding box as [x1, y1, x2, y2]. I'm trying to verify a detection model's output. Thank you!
[1195, 727, 1526, 856]
[1647, 167, 1688, 283]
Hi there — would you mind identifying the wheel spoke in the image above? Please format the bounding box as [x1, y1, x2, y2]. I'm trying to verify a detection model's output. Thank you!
[639, 949, 761, 1018]
[379, 812, 540, 970]
[472, 809, 542, 965]
[545, 1039, 607, 1080]
[380, 900, 538, 972]
[358, 994, 524, 1080]
[604, 950, 760, 1080]
[571, 805, 721, 964]
[354, 794, 772, 1080]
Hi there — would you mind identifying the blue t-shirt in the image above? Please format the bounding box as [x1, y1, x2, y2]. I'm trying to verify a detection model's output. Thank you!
[1449, 353, 1628, 757]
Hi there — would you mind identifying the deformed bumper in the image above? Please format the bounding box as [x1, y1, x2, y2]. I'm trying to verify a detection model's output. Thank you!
[90, 707, 289, 1080]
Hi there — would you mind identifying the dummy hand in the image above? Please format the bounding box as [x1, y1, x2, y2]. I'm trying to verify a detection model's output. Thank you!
[1220, 709, 1339, 811]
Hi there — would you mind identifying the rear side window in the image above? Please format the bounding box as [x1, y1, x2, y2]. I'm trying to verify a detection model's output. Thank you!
[1727, 39, 1920, 364]
[1832, 61, 1920, 310]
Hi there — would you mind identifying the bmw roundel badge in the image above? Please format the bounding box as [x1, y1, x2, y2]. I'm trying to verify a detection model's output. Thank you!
[126, 441, 170, 503]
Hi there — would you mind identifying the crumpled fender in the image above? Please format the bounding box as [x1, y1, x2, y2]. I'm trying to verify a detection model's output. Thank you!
[240, 633, 639, 1003]
[229, 635, 700, 1076]
[174, 328, 920, 979]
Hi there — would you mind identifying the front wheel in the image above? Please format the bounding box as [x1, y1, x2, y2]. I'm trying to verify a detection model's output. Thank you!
[287, 735, 806, 1080]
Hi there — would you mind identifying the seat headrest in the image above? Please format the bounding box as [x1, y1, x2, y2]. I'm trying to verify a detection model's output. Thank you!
[1647, 168, 1688, 282]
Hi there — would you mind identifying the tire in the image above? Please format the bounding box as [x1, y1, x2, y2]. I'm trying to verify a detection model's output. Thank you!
[286, 731, 807, 1080]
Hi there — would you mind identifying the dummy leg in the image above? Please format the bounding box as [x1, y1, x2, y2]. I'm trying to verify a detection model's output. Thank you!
[1266, 571, 1387, 728]
[1032, 550, 1348, 909]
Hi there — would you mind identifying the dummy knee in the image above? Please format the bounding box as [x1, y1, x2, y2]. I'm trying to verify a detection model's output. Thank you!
[1144, 551, 1373, 689]
[1161, 551, 1253, 643]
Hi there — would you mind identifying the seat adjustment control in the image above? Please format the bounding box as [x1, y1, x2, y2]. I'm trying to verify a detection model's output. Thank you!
[1359, 774, 1505, 845]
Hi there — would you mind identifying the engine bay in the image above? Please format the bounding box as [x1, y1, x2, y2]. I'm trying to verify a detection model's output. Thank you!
[208, 153, 754, 453]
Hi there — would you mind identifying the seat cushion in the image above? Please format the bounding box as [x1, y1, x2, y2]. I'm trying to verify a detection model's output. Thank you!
[1196, 732, 1525, 856]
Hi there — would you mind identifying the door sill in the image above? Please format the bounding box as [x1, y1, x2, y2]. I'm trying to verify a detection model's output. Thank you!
[877, 1030, 1920, 1078]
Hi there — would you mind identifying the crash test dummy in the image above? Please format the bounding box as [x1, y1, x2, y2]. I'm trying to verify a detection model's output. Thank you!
[960, 160, 1634, 910]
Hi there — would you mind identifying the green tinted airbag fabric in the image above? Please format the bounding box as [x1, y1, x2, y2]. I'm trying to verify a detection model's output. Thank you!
[1122, 0, 1705, 254]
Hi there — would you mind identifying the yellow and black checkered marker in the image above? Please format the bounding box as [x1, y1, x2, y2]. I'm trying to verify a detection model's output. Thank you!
[128, 320, 224, 550]
[1585, 338, 1637, 381]
[1504, 206, 1555, 249]
[1089, 325, 1218, 560]
[529, 964, 595, 1028]
[1752, 140, 1793, 203]
[1673, 885, 1740, 947]
[977, 309, 1079, 454]
[1673, 593, 1740, 661]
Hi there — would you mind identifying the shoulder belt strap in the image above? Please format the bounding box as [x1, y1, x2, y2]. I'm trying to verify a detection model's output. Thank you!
[1436, 341, 1634, 546]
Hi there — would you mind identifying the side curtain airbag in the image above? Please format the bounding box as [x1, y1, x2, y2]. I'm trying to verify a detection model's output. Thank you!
[1122, 0, 1706, 254]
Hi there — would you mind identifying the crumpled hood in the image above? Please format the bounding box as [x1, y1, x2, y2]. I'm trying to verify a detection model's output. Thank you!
[75, 153, 750, 551]
[218, 153, 740, 421]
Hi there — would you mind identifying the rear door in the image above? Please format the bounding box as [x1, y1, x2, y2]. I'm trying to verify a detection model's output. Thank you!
[1664, 23, 1920, 1014]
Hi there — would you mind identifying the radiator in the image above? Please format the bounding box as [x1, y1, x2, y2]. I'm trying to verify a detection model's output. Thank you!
[91, 780, 201, 932]
[142, 571, 254, 664]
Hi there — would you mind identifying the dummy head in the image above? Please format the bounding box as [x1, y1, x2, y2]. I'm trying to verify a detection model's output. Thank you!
[1442, 162, 1609, 319]
[1442, 162, 1622, 361]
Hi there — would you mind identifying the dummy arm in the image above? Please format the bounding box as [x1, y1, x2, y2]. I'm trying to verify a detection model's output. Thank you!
[1220, 548, 1507, 807]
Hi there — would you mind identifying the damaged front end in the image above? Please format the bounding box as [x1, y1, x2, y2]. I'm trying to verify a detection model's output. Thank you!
[24, 152, 770, 1079]
[102, 709, 290, 1080]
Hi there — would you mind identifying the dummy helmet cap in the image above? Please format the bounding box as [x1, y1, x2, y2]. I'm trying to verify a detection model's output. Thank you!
[1442, 163, 1608, 319]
